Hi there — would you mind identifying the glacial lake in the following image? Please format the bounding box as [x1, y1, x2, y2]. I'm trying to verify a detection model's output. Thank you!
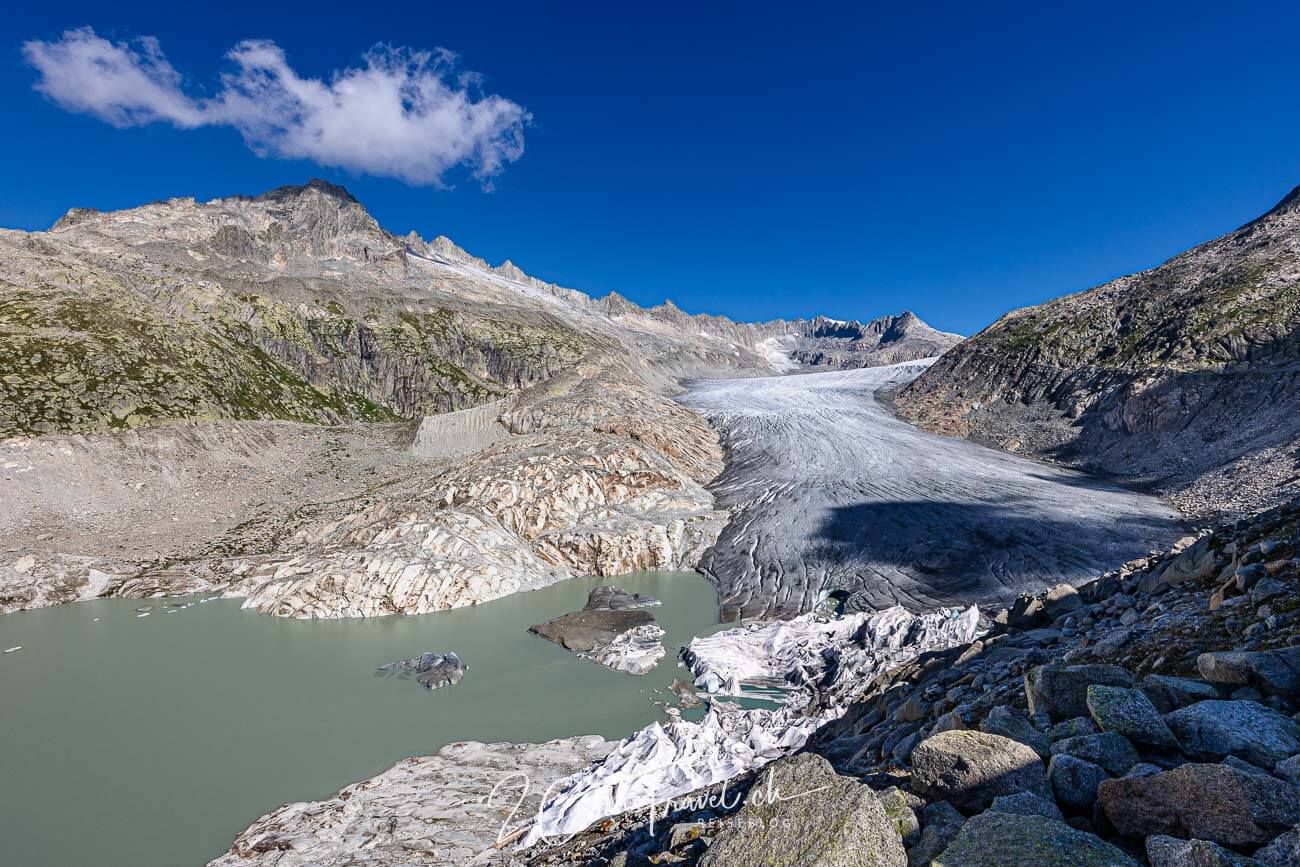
[0, 571, 723, 867]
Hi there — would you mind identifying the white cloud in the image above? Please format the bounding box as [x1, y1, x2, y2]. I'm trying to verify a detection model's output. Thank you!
[22, 29, 206, 129]
[21, 28, 530, 186]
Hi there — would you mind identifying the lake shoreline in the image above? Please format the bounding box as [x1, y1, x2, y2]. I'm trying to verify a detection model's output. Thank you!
[0, 571, 722, 867]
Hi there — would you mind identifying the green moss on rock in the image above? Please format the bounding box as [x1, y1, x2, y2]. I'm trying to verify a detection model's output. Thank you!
[936, 811, 1138, 866]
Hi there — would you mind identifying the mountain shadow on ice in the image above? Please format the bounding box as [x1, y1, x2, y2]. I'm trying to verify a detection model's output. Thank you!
[680, 361, 1184, 620]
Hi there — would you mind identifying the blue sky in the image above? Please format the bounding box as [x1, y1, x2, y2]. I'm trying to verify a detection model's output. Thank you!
[5, 1, 1299, 334]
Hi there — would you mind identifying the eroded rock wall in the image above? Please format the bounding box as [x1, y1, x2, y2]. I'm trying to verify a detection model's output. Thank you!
[221, 358, 729, 617]
[897, 186, 1300, 519]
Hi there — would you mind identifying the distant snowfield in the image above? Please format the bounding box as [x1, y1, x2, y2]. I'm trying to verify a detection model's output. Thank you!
[680, 360, 1183, 619]
[754, 335, 799, 373]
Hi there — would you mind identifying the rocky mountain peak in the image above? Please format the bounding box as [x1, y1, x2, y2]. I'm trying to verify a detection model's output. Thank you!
[647, 299, 690, 322]
[422, 235, 494, 273]
[254, 178, 361, 205]
[402, 230, 427, 255]
[42, 178, 401, 268]
[213, 179, 399, 265]
[494, 260, 528, 282]
[1273, 184, 1300, 210]
[1227, 183, 1300, 237]
[881, 310, 923, 343]
[806, 316, 864, 338]
[598, 291, 644, 317]
[49, 207, 101, 232]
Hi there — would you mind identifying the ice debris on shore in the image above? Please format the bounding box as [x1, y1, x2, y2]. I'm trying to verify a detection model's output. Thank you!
[521, 605, 981, 845]
[684, 605, 981, 697]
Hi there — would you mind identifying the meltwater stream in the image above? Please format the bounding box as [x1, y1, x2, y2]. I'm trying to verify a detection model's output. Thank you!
[0, 571, 722, 867]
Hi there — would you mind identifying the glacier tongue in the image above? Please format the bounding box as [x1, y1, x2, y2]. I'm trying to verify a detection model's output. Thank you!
[520, 605, 981, 846]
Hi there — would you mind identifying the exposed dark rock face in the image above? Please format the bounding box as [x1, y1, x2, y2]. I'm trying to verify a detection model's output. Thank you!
[1085, 685, 1179, 752]
[1138, 674, 1224, 713]
[1097, 763, 1300, 847]
[1025, 664, 1135, 721]
[1197, 647, 1300, 697]
[585, 585, 661, 610]
[1050, 732, 1140, 776]
[1048, 753, 1109, 813]
[1165, 699, 1300, 768]
[906, 800, 966, 866]
[530, 606, 656, 653]
[896, 185, 1300, 519]
[1146, 835, 1268, 867]
[1255, 829, 1300, 866]
[988, 790, 1063, 821]
[528, 585, 667, 675]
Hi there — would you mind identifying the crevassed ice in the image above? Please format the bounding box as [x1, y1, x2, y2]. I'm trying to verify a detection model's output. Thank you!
[520, 605, 980, 846]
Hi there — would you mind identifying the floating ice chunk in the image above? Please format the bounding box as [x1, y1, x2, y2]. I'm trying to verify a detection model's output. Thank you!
[376, 651, 467, 690]
[581, 624, 666, 675]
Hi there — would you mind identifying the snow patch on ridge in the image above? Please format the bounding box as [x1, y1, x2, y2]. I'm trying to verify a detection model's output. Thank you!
[755, 335, 799, 373]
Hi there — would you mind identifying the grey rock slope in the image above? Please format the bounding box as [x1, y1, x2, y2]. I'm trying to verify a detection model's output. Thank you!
[0, 177, 955, 438]
[779, 311, 961, 369]
[1, 180, 951, 617]
[0, 351, 733, 617]
[680, 360, 1181, 619]
[897, 185, 1300, 519]
[523, 497, 1300, 867]
[209, 736, 614, 867]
